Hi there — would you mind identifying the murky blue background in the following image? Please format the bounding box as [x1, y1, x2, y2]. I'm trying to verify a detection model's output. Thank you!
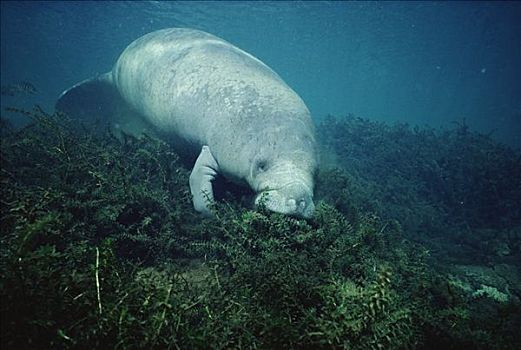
[1, 1, 520, 147]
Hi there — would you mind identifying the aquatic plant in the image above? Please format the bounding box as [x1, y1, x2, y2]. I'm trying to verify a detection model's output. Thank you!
[472, 284, 509, 303]
[318, 114, 521, 264]
[312, 267, 415, 350]
[1, 107, 520, 349]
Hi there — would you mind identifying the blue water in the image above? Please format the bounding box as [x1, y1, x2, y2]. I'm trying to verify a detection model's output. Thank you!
[1, 1, 520, 147]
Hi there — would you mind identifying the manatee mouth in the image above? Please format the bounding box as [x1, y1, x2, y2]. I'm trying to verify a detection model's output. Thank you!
[254, 183, 315, 219]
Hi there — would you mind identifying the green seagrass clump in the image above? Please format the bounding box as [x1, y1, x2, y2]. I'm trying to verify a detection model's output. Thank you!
[1, 107, 520, 349]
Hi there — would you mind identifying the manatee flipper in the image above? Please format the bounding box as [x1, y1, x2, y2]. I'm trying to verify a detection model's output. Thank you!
[189, 146, 219, 216]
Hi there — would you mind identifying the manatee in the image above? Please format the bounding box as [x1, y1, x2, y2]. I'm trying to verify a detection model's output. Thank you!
[56, 28, 317, 218]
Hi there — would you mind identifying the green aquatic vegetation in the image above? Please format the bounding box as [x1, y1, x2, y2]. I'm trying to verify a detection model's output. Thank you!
[1, 107, 520, 349]
[312, 268, 415, 350]
[472, 285, 509, 303]
[318, 114, 521, 229]
[318, 114, 521, 265]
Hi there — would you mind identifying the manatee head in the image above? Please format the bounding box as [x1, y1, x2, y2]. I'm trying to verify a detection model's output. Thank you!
[247, 119, 317, 219]
[252, 164, 316, 218]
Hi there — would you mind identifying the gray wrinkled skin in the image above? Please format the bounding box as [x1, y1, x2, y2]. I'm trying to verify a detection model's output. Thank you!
[113, 28, 317, 218]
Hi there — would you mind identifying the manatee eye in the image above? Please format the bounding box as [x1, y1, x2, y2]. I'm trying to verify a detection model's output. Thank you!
[255, 159, 269, 174]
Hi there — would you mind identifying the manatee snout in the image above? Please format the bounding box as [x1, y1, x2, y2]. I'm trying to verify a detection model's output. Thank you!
[255, 182, 315, 219]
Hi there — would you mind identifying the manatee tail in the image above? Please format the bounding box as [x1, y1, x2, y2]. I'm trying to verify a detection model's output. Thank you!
[56, 72, 155, 137]
[55, 72, 122, 120]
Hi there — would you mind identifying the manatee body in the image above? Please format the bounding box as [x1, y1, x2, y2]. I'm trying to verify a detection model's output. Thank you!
[57, 28, 317, 218]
